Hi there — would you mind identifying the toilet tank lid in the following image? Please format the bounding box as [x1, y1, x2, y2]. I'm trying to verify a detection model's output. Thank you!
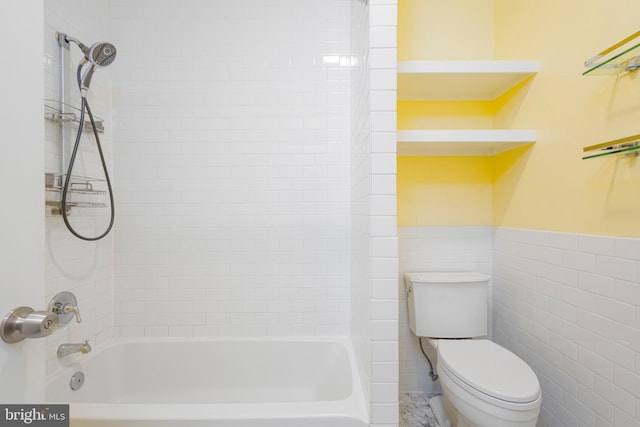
[438, 339, 540, 404]
[405, 272, 490, 284]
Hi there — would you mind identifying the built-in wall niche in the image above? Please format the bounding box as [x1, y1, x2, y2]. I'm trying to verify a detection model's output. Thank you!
[397, 60, 538, 156]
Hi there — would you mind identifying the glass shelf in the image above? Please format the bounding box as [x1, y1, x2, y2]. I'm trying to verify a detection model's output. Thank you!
[582, 134, 640, 159]
[583, 31, 640, 76]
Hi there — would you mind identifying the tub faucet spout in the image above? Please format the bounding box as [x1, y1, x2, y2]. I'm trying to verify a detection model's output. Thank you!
[57, 340, 91, 358]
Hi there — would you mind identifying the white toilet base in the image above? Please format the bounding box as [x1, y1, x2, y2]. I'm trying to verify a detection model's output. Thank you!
[439, 369, 540, 427]
[429, 396, 452, 427]
[441, 392, 486, 427]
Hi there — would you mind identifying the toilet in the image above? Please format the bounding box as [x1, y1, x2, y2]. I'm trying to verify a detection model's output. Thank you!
[404, 272, 541, 427]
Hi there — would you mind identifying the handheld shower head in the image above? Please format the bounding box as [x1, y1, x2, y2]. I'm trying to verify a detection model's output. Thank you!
[58, 34, 117, 92]
[82, 42, 117, 68]
[55, 31, 117, 241]
[79, 42, 117, 92]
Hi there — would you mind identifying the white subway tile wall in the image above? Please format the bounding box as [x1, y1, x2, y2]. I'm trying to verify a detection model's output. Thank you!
[398, 226, 493, 393]
[368, 1, 399, 425]
[494, 227, 640, 427]
[43, 0, 115, 377]
[399, 226, 640, 426]
[350, 0, 374, 417]
[44, 1, 400, 425]
[110, 0, 353, 338]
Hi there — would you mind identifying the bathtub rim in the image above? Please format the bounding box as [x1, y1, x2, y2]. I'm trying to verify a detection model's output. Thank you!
[46, 336, 369, 425]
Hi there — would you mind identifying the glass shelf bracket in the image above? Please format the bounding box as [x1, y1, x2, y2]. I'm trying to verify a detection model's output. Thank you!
[584, 30, 640, 76]
[582, 133, 640, 160]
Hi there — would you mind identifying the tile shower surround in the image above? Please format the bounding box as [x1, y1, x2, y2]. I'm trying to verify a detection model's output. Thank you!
[43, 0, 115, 376]
[400, 226, 640, 426]
[354, 1, 399, 426]
[44, 0, 399, 425]
[110, 0, 355, 338]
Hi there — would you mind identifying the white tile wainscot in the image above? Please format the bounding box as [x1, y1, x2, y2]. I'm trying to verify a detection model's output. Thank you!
[398, 226, 493, 394]
[493, 227, 640, 427]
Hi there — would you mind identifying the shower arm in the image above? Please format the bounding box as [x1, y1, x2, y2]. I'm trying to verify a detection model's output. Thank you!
[57, 33, 83, 51]
[56, 33, 90, 75]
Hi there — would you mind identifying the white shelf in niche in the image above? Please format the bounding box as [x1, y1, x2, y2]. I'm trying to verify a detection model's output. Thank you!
[397, 129, 537, 156]
[397, 61, 538, 100]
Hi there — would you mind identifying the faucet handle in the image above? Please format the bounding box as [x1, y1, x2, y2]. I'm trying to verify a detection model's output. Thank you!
[48, 291, 81, 326]
[63, 304, 82, 323]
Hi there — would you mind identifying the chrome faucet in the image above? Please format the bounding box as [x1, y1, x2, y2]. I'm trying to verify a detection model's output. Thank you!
[57, 340, 92, 358]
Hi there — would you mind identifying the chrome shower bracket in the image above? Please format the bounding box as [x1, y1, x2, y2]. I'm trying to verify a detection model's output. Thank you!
[48, 291, 82, 326]
[57, 32, 71, 50]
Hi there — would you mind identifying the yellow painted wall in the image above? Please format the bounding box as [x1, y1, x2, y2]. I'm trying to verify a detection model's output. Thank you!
[398, 101, 495, 130]
[397, 0, 497, 228]
[398, 0, 640, 237]
[493, 0, 640, 237]
[397, 156, 494, 226]
[398, 0, 494, 60]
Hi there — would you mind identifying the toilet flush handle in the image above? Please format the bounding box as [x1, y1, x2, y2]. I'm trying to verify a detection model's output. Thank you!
[405, 284, 413, 297]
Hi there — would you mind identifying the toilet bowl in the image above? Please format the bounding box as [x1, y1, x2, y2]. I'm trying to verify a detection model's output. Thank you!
[435, 339, 541, 427]
[404, 272, 542, 427]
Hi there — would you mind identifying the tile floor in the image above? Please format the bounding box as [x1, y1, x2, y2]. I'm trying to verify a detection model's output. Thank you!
[399, 393, 440, 427]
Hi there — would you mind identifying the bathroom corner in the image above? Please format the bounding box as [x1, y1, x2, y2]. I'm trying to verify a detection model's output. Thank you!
[3, 0, 401, 426]
[397, 0, 640, 426]
[3, 1, 640, 426]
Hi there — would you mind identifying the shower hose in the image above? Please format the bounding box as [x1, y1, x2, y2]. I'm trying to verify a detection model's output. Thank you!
[60, 64, 115, 241]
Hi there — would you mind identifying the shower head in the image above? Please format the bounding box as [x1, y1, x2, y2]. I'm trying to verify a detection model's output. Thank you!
[78, 42, 117, 92]
[59, 34, 118, 67]
[58, 34, 117, 93]
[81, 42, 117, 68]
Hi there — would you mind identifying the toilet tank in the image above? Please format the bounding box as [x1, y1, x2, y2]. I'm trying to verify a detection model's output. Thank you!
[404, 272, 489, 338]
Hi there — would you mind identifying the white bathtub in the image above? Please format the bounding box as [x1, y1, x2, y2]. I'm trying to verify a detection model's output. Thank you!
[46, 337, 369, 427]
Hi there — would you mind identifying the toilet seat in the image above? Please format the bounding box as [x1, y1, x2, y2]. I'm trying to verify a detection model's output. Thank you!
[437, 340, 541, 410]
